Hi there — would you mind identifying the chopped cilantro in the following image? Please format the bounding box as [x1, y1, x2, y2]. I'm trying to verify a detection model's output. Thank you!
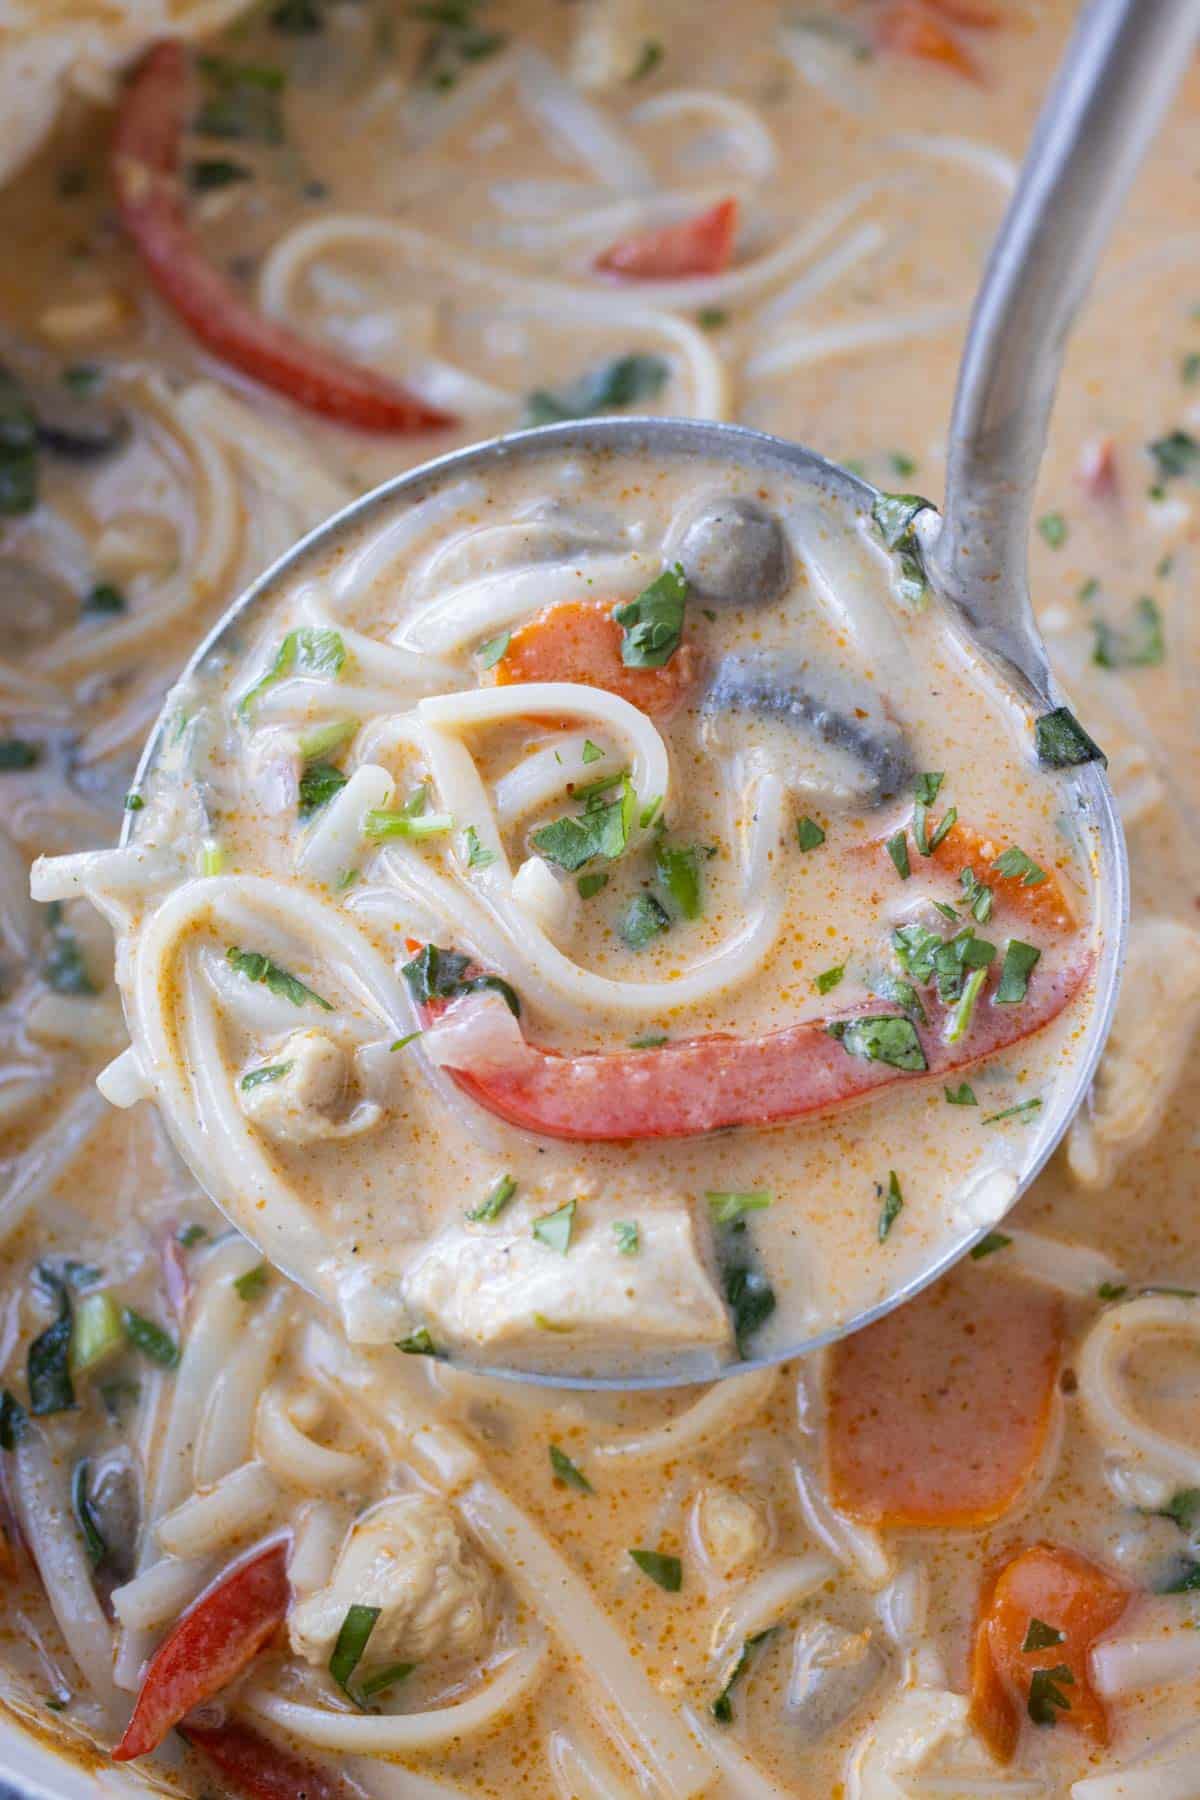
[992, 846, 1047, 887]
[815, 963, 845, 995]
[1037, 512, 1068, 549]
[995, 940, 1041, 1004]
[467, 1173, 516, 1223]
[970, 1231, 1012, 1259]
[886, 830, 911, 880]
[532, 1198, 576, 1254]
[945, 1082, 977, 1105]
[298, 759, 347, 819]
[227, 946, 331, 1010]
[233, 1263, 269, 1302]
[706, 1191, 772, 1225]
[982, 1097, 1043, 1124]
[795, 816, 825, 852]
[477, 629, 510, 669]
[629, 1548, 682, 1592]
[549, 1444, 593, 1492]
[524, 353, 669, 426]
[877, 1170, 904, 1242]
[238, 626, 345, 717]
[614, 1221, 639, 1255]
[240, 1061, 294, 1091]
[618, 891, 671, 950]
[1092, 595, 1165, 669]
[1028, 1664, 1074, 1727]
[1034, 706, 1106, 769]
[828, 1014, 927, 1071]
[612, 565, 688, 669]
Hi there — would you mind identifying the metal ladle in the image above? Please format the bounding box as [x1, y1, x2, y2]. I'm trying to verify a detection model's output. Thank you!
[125, 0, 1199, 1384]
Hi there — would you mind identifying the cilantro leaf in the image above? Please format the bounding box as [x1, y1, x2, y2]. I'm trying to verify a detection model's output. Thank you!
[612, 565, 688, 669]
[828, 1014, 927, 1071]
[227, 946, 332, 1010]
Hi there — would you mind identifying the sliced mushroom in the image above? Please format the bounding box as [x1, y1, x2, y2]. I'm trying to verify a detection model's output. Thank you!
[0, 557, 77, 652]
[31, 376, 130, 461]
[787, 1617, 886, 1744]
[702, 650, 913, 805]
[671, 496, 790, 610]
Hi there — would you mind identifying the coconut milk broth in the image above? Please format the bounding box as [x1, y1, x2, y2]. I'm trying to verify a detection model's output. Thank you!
[0, 0, 1197, 1795]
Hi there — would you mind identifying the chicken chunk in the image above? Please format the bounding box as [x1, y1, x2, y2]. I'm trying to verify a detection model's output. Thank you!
[402, 1205, 733, 1375]
[289, 1494, 493, 1672]
[693, 1485, 768, 1578]
[239, 1029, 380, 1144]
[1068, 917, 1200, 1187]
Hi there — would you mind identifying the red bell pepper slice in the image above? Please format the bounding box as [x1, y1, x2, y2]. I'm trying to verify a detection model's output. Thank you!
[431, 953, 1091, 1141]
[594, 197, 739, 280]
[182, 1719, 358, 1799]
[113, 1539, 289, 1761]
[112, 43, 454, 435]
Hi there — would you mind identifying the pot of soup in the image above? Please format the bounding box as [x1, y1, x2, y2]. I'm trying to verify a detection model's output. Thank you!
[2, 0, 1200, 1797]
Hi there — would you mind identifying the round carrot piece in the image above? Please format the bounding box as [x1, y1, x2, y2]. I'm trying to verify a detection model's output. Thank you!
[492, 598, 698, 721]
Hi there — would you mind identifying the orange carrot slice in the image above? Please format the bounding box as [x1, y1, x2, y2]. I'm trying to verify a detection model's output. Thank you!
[594, 198, 739, 280]
[492, 598, 698, 720]
[876, 1, 983, 78]
[928, 820, 1078, 932]
[969, 1544, 1130, 1762]
[826, 1262, 1063, 1529]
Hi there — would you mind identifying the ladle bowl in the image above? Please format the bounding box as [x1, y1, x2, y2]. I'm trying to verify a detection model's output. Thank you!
[120, 0, 1200, 1384]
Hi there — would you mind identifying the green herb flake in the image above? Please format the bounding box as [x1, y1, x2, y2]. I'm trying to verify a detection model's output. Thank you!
[581, 739, 604, 764]
[71, 1461, 106, 1569]
[945, 965, 989, 1044]
[477, 629, 510, 669]
[982, 1097, 1043, 1125]
[697, 307, 729, 330]
[1160, 1489, 1200, 1533]
[363, 806, 454, 842]
[389, 1032, 422, 1054]
[629, 1548, 682, 1592]
[630, 38, 663, 78]
[612, 564, 688, 669]
[960, 867, 994, 923]
[176, 1224, 208, 1248]
[871, 491, 934, 606]
[234, 1262, 269, 1303]
[83, 582, 126, 615]
[1092, 595, 1165, 670]
[970, 1231, 1013, 1260]
[1097, 1281, 1128, 1301]
[238, 626, 345, 718]
[1160, 1562, 1200, 1594]
[463, 825, 497, 869]
[467, 1173, 517, 1224]
[1034, 706, 1107, 769]
[532, 776, 637, 872]
[992, 845, 1047, 887]
[330, 1603, 380, 1705]
[995, 940, 1041, 1005]
[710, 1631, 772, 1725]
[549, 1444, 593, 1492]
[0, 363, 39, 517]
[299, 759, 348, 820]
[577, 870, 609, 899]
[532, 1198, 576, 1255]
[655, 842, 706, 919]
[0, 1390, 28, 1451]
[1037, 512, 1068, 549]
[122, 1308, 180, 1370]
[706, 1191, 772, 1226]
[815, 963, 845, 995]
[630, 1032, 667, 1047]
[401, 942, 521, 1018]
[227, 945, 332, 1010]
[877, 1170, 904, 1242]
[1022, 1618, 1066, 1653]
[0, 738, 41, 771]
[945, 1082, 977, 1105]
[886, 830, 911, 880]
[188, 157, 253, 191]
[194, 56, 288, 146]
[240, 1061, 294, 1091]
[614, 1221, 640, 1255]
[828, 1014, 927, 1072]
[796, 816, 826, 852]
[1147, 428, 1200, 484]
[524, 353, 669, 426]
[1028, 1664, 1074, 1727]
[28, 1274, 74, 1416]
[397, 1328, 439, 1357]
[618, 891, 671, 950]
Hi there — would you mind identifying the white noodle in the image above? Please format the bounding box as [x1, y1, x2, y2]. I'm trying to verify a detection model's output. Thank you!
[1000, 1229, 1126, 1298]
[482, 184, 736, 255]
[746, 303, 966, 381]
[1078, 1294, 1200, 1502]
[751, 220, 888, 332]
[178, 383, 353, 529]
[887, 131, 1018, 194]
[793, 1362, 893, 1591]
[258, 218, 728, 417]
[156, 1460, 281, 1559]
[0, 823, 38, 961]
[95, 1045, 152, 1109]
[1073, 1723, 1200, 1799]
[297, 764, 396, 888]
[711, 1555, 838, 1663]
[30, 845, 180, 906]
[777, 20, 871, 116]
[548, 1730, 639, 1800]
[0, 1084, 107, 1247]
[516, 46, 652, 191]
[193, 1280, 294, 1486]
[244, 1632, 550, 1751]
[256, 1385, 371, 1491]
[682, 1707, 797, 1800]
[592, 1367, 778, 1467]
[32, 376, 242, 679]
[630, 88, 777, 180]
[494, 735, 620, 823]
[332, 480, 488, 607]
[110, 1555, 216, 1632]
[1091, 1628, 1200, 1699]
[11, 1425, 120, 1717]
[289, 1500, 350, 1594]
[24, 991, 125, 1052]
[395, 554, 651, 657]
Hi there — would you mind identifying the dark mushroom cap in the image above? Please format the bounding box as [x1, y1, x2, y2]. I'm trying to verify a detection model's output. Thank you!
[673, 495, 791, 610]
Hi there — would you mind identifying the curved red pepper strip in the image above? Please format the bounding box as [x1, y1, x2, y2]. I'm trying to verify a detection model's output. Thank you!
[435, 956, 1091, 1140]
[182, 1719, 357, 1799]
[112, 43, 455, 436]
[113, 1540, 289, 1761]
[594, 197, 739, 280]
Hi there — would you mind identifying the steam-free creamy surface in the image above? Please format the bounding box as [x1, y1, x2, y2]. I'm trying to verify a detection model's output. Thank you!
[0, 2, 1198, 1798]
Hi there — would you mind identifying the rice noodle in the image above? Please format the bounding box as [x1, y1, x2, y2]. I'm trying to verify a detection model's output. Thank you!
[515, 46, 652, 192]
[256, 1385, 371, 1491]
[494, 734, 621, 823]
[745, 303, 966, 381]
[297, 764, 396, 888]
[592, 1366, 778, 1467]
[1077, 1294, 1200, 1503]
[0, 1084, 107, 1246]
[751, 220, 889, 332]
[32, 376, 242, 679]
[178, 383, 353, 529]
[548, 1730, 640, 1800]
[793, 1361, 893, 1591]
[886, 131, 1018, 194]
[710, 1555, 838, 1663]
[244, 1630, 551, 1751]
[630, 88, 777, 180]
[258, 218, 727, 416]
[395, 554, 653, 657]
[1090, 1627, 1200, 1700]
[11, 1424, 120, 1717]
[1000, 1229, 1126, 1298]
[1072, 1722, 1200, 1799]
[332, 479, 488, 608]
[156, 1460, 281, 1559]
[193, 1280, 294, 1485]
[110, 1554, 216, 1632]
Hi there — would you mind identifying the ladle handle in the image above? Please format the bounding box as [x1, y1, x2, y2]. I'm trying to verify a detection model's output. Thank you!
[927, 0, 1200, 702]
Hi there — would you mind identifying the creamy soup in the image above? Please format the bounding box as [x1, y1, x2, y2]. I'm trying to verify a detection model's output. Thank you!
[1, 2, 1200, 1798]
